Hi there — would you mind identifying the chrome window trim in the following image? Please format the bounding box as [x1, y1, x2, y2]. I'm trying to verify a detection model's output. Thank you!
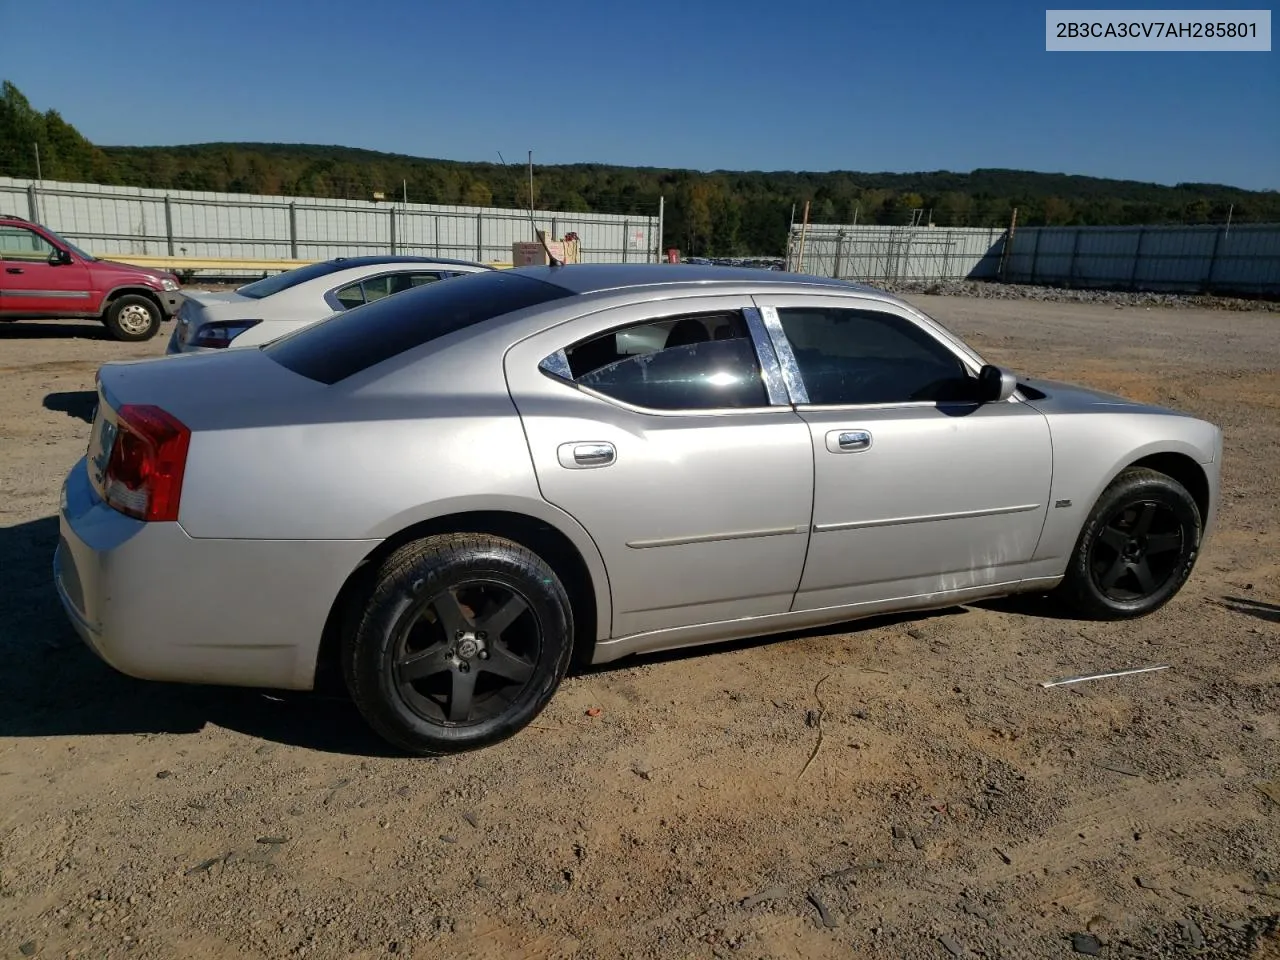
[538, 348, 572, 380]
[742, 306, 789, 406]
[757, 305, 809, 405]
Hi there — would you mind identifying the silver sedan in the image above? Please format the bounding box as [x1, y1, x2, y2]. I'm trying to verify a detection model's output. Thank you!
[56, 265, 1222, 754]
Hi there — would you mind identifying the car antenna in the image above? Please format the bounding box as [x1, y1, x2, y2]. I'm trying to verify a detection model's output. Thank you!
[528, 149, 561, 267]
[498, 150, 561, 268]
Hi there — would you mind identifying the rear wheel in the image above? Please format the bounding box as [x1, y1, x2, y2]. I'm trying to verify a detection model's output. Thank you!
[1057, 467, 1202, 619]
[343, 534, 573, 755]
[104, 294, 161, 342]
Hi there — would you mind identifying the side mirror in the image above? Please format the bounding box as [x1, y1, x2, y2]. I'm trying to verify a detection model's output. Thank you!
[48, 248, 73, 266]
[977, 364, 1018, 403]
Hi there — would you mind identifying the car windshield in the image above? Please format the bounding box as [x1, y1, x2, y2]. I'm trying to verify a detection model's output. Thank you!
[237, 260, 360, 300]
[42, 227, 95, 261]
[264, 270, 573, 385]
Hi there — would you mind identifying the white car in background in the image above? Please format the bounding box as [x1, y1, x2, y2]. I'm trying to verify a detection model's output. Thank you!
[167, 255, 493, 353]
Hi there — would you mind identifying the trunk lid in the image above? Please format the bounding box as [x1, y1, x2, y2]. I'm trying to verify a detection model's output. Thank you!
[96, 348, 327, 433]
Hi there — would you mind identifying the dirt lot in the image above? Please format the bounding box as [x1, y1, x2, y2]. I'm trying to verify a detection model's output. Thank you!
[1, 298, 1278, 960]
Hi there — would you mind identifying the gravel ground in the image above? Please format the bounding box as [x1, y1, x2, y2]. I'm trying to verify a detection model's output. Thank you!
[878, 280, 1278, 313]
[1, 297, 1278, 960]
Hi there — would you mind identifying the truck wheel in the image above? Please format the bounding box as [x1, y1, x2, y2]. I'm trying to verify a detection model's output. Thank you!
[104, 295, 161, 342]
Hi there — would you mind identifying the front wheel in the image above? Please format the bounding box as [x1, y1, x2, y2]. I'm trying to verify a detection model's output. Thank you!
[1056, 467, 1202, 620]
[104, 295, 161, 342]
[343, 534, 573, 755]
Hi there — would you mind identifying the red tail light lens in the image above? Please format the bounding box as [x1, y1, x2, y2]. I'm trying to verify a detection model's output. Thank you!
[103, 404, 191, 522]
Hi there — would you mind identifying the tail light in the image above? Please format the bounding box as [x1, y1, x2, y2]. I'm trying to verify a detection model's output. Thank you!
[102, 405, 191, 522]
[193, 319, 261, 348]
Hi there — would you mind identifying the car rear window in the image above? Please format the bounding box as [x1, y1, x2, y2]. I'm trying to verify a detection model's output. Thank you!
[236, 260, 362, 299]
[263, 270, 573, 384]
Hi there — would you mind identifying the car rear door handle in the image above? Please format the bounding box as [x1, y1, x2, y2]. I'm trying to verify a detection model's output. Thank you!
[5, 267, 23, 274]
[826, 429, 873, 453]
[557, 441, 616, 469]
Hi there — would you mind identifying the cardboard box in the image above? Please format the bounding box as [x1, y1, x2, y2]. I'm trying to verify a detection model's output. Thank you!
[511, 233, 581, 266]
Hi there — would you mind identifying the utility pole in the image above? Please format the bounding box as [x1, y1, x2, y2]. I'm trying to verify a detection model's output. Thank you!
[33, 142, 42, 181]
[403, 179, 408, 204]
[528, 150, 535, 240]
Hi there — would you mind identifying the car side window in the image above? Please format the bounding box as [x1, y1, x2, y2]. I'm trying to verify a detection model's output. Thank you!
[334, 282, 365, 309]
[0, 225, 55, 262]
[544, 311, 770, 411]
[334, 272, 445, 310]
[776, 306, 976, 405]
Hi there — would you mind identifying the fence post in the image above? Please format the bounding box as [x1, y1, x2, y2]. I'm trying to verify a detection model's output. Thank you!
[288, 202, 298, 259]
[434, 215, 440, 257]
[833, 231, 845, 279]
[389, 206, 397, 255]
[1128, 227, 1147, 290]
[551, 216, 558, 242]
[1067, 227, 1081, 287]
[657, 196, 665, 264]
[621, 220, 629, 263]
[476, 212, 483, 261]
[26, 183, 39, 222]
[164, 196, 176, 256]
[1205, 225, 1224, 293]
[1029, 229, 1042, 284]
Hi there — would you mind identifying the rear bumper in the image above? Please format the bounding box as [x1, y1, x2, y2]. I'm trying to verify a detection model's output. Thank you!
[55, 457, 378, 691]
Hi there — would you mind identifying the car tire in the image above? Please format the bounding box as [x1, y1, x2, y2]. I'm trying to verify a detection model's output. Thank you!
[104, 294, 161, 342]
[343, 533, 573, 755]
[1056, 467, 1202, 620]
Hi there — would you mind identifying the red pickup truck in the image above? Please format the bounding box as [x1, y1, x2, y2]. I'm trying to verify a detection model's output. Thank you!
[0, 214, 182, 341]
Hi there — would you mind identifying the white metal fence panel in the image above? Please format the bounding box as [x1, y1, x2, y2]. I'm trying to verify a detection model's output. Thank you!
[787, 225, 1007, 282]
[0, 176, 659, 264]
[1003, 224, 1280, 295]
[787, 221, 1279, 296]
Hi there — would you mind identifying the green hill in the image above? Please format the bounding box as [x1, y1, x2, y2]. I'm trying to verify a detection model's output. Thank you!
[3, 80, 1276, 256]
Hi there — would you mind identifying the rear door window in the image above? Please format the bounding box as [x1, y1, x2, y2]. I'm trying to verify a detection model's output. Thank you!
[542, 311, 769, 411]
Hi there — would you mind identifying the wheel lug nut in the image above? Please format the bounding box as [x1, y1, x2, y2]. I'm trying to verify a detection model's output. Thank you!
[479, 651, 489, 660]
[458, 662, 470, 673]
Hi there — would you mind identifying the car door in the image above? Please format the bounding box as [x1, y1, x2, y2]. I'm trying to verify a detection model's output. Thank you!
[750, 293, 1053, 612]
[0, 223, 93, 317]
[504, 296, 814, 639]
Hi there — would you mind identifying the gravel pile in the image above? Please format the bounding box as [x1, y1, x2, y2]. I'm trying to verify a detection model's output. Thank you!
[873, 278, 1279, 312]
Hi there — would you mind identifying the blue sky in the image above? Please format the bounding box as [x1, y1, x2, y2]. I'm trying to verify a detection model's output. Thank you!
[1, 0, 1275, 189]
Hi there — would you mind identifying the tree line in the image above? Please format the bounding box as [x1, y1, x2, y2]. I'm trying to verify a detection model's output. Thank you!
[3, 80, 1277, 256]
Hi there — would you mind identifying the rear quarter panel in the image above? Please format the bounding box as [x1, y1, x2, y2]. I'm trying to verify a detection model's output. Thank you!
[173, 332, 614, 640]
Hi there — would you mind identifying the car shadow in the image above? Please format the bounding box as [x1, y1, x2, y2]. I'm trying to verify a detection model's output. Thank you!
[1219, 595, 1280, 624]
[2, 514, 1074, 758]
[43, 390, 97, 423]
[0, 319, 110, 340]
[577, 605, 976, 675]
[0, 515, 400, 757]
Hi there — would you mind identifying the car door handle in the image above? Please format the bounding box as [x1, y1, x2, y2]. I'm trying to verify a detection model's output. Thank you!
[5, 267, 23, 274]
[558, 441, 616, 469]
[827, 429, 873, 453]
